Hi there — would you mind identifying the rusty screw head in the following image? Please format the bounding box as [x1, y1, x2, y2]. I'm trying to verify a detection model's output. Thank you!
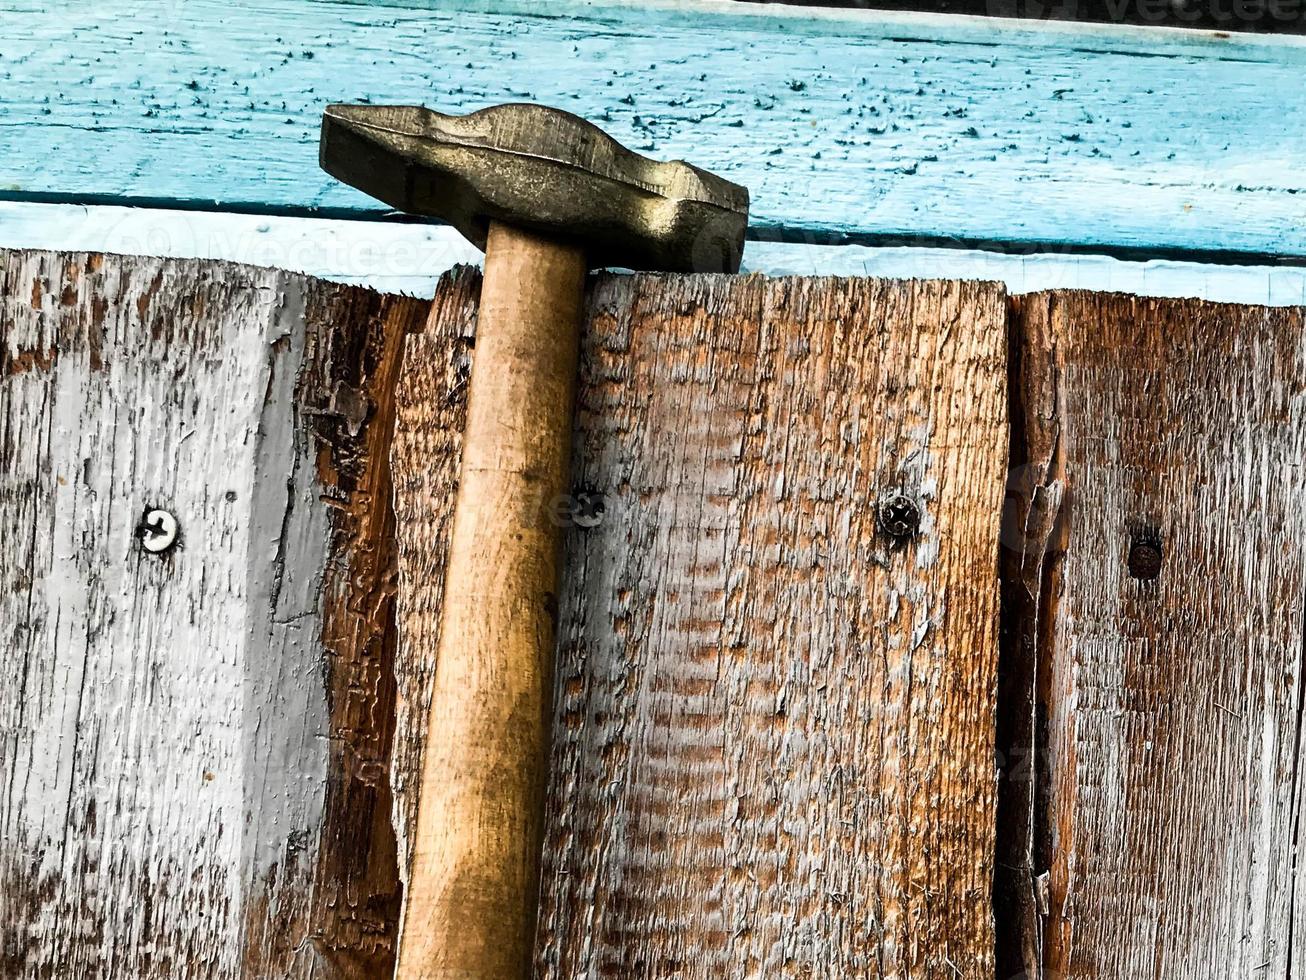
[1128, 530, 1163, 581]
[877, 492, 921, 541]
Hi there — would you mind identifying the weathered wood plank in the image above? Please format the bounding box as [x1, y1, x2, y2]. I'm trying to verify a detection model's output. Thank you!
[3, 0, 1305, 261]
[1010, 291, 1306, 978]
[393, 270, 1010, 976]
[0, 250, 426, 978]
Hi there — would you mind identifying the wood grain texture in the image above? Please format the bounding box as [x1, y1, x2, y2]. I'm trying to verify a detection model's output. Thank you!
[0, 249, 426, 978]
[388, 269, 480, 892]
[1011, 291, 1306, 978]
[393, 270, 1010, 977]
[3, 0, 1305, 262]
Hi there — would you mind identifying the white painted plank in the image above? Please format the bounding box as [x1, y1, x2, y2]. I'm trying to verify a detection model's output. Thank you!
[0, 252, 324, 976]
[0, 203, 481, 296]
[0, 249, 427, 977]
[3, 0, 1304, 260]
[3, 202, 1305, 306]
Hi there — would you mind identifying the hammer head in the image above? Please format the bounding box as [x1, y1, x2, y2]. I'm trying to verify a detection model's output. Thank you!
[320, 103, 749, 273]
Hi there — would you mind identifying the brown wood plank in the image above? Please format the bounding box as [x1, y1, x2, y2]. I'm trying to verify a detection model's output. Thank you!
[393, 271, 1009, 978]
[0, 250, 426, 978]
[1011, 291, 1306, 978]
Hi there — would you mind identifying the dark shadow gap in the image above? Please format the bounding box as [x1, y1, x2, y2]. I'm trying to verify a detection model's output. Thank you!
[734, 0, 1306, 35]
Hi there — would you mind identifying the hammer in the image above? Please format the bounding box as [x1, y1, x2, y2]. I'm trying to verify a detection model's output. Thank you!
[319, 102, 748, 980]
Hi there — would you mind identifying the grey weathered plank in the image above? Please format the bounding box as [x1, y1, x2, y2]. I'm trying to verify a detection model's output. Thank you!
[0, 250, 426, 978]
[392, 270, 1010, 977]
[1011, 291, 1306, 978]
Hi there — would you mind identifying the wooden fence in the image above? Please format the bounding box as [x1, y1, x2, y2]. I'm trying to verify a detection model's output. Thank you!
[4, 247, 1303, 977]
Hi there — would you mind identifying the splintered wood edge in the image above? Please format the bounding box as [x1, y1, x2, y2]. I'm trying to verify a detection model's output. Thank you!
[1007, 290, 1306, 978]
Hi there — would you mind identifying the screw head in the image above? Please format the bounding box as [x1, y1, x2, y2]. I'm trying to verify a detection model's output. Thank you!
[138, 508, 179, 554]
[877, 492, 922, 540]
[571, 490, 606, 529]
[1128, 529, 1163, 581]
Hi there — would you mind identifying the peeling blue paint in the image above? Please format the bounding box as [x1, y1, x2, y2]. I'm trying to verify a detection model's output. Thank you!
[2, 0, 1304, 261]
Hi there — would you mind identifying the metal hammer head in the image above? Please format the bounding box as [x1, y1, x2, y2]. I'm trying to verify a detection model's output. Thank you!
[319, 103, 749, 273]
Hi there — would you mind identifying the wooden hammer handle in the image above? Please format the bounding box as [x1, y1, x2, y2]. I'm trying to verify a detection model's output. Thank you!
[396, 221, 586, 980]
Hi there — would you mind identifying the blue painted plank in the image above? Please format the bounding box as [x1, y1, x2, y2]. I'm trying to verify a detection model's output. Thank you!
[5, 201, 1304, 306]
[3, 0, 1305, 261]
